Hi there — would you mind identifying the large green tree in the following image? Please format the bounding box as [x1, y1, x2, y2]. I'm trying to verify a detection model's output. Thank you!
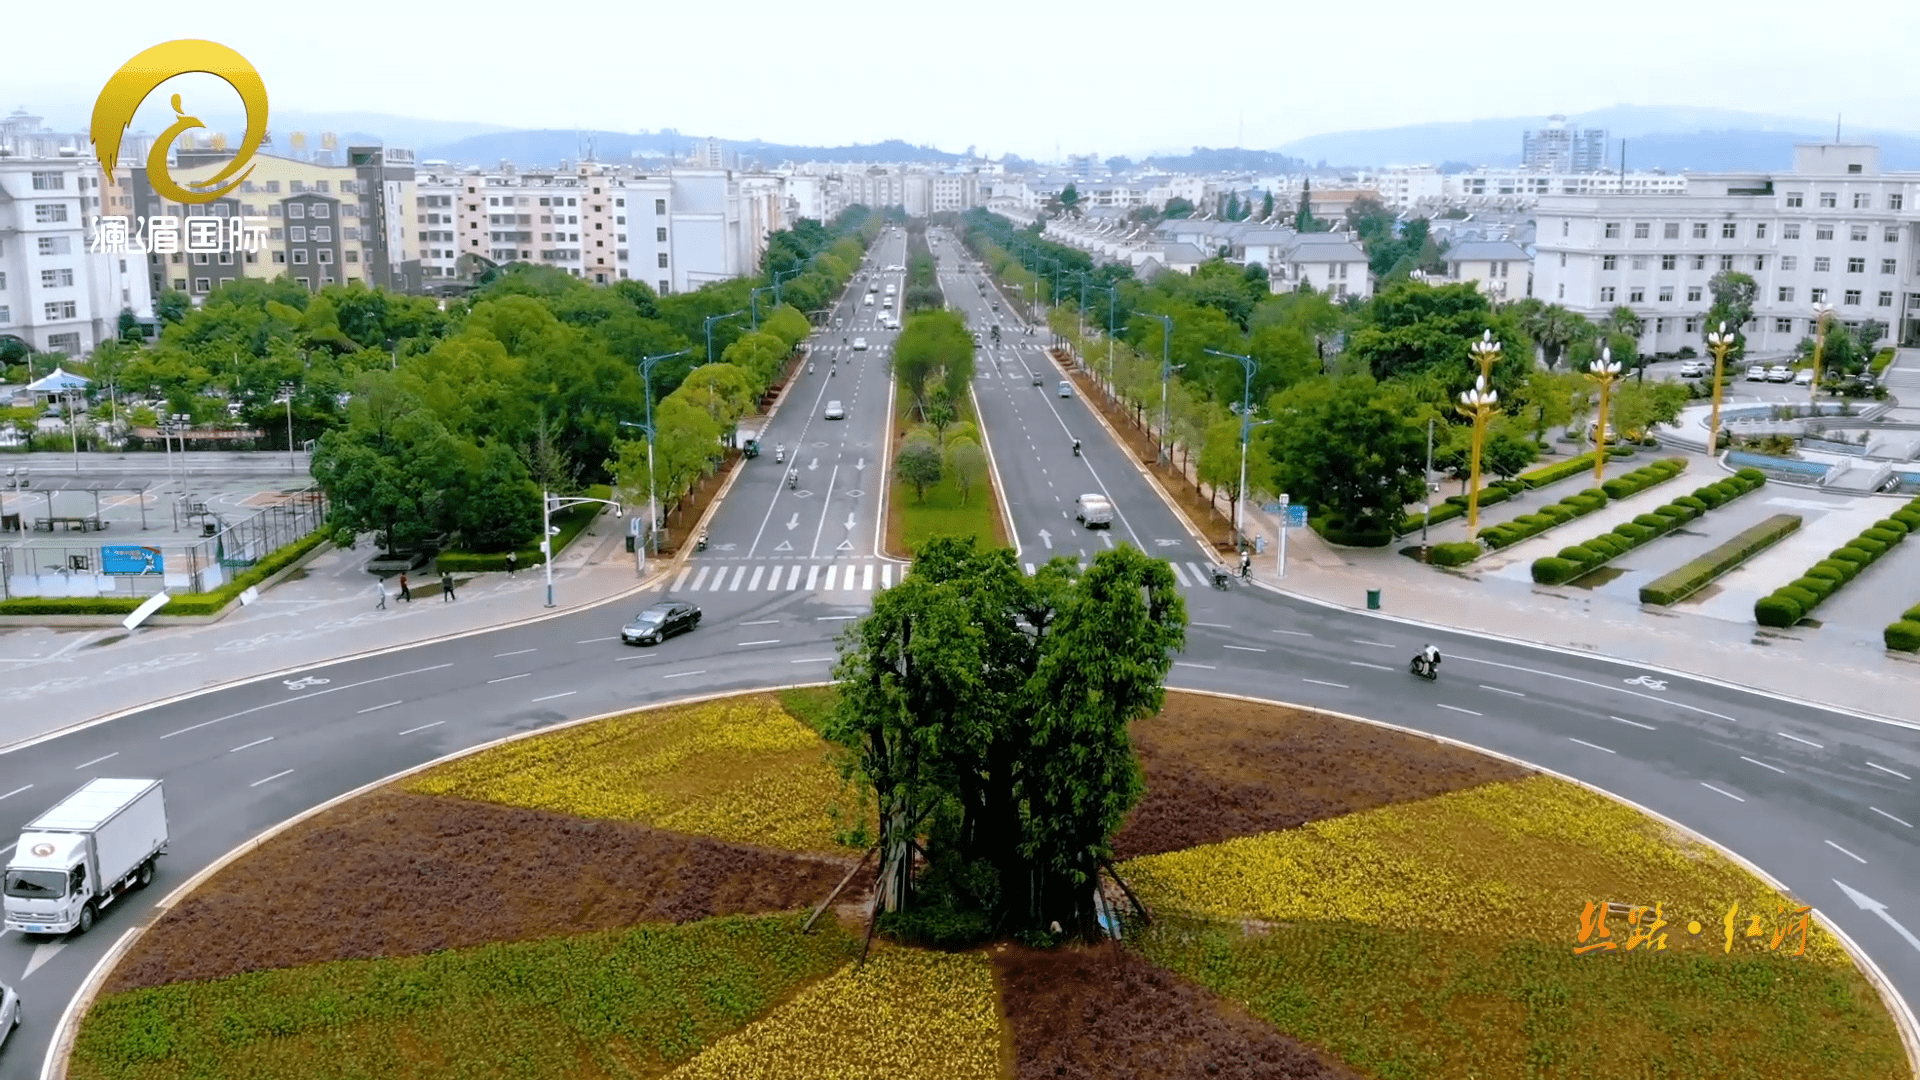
[1260, 375, 1428, 530]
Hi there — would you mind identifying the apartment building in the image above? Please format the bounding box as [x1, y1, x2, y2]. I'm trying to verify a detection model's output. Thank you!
[0, 110, 153, 356]
[1522, 116, 1610, 173]
[1532, 143, 1919, 356]
[1366, 164, 1688, 212]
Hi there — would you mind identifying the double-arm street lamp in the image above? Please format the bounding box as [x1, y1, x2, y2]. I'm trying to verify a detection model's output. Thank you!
[704, 310, 748, 365]
[1585, 347, 1624, 481]
[631, 348, 691, 556]
[1204, 347, 1261, 548]
[1145, 313, 1176, 463]
[1808, 301, 1835, 409]
[1704, 322, 1737, 455]
[542, 491, 623, 608]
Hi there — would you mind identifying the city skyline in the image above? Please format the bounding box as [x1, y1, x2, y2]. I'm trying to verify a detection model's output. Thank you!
[6, 0, 1918, 163]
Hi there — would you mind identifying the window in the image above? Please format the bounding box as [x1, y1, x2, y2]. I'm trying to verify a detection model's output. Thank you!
[172, 278, 185, 290]
[1631, 256, 1647, 270]
[1854, 192, 1870, 209]
[39, 268, 74, 287]
[1783, 223, 1800, 239]
[1663, 222, 1680, 239]
[264, 180, 280, 193]
[1847, 257, 1864, 273]
[1844, 289, 1862, 305]
[1819, 192, 1836, 207]
[658, 279, 670, 293]
[1658, 286, 1674, 302]
[1778, 286, 1796, 302]
[1602, 255, 1617, 271]
[1883, 259, 1898, 274]
[1655, 317, 1670, 333]
[655, 227, 667, 242]
[0, 306, 8, 324]
[33, 203, 68, 223]
[1775, 317, 1794, 332]
[218, 251, 231, 265]
[1691, 222, 1708, 239]
[287, 203, 306, 220]
[1888, 228, 1901, 243]
[272, 251, 285, 264]
[1891, 194, 1905, 210]
[1851, 225, 1868, 241]
[1811, 287, 1827, 303]
[290, 226, 307, 242]
[1691, 255, 1706, 270]
[292, 250, 308, 264]
[1880, 291, 1895, 307]
[1557, 283, 1565, 299]
[1747, 254, 1763, 272]
[47, 332, 80, 353]
[1629, 287, 1645, 303]
[1604, 222, 1620, 239]
[44, 300, 77, 320]
[1781, 255, 1798, 270]
[31, 171, 65, 190]
[1687, 286, 1702, 302]
[657, 253, 669, 267]
[1561, 219, 1569, 236]
[296, 277, 310, 289]
[1661, 254, 1676, 270]
[1559, 252, 1567, 267]
[1720, 222, 1737, 239]
[193, 277, 210, 293]
[312, 204, 331, 219]
[316, 249, 334, 264]
[313, 226, 331, 242]
[1754, 223, 1767, 239]
[1633, 222, 1650, 239]
[1814, 256, 1831, 272]
[655, 199, 667, 215]
[1719, 255, 1735, 271]
[1849, 164, 1863, 174]
[1600, 286, 1616, 302]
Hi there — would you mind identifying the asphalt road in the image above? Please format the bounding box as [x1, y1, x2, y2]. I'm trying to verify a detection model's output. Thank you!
[3, 236, 1918, 1079]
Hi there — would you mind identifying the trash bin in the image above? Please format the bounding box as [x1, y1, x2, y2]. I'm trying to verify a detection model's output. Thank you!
[1366, 588, 1381, 610]
[624, 535, 635, 553]
[202, 522, 217, 537]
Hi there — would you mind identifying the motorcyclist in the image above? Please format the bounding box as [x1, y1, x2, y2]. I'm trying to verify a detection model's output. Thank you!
[1240, 549, 1252, 580]
[1072, 438, 1081, 456]
[788, 469, 798, 488]
[1420, 644, 1441, 675]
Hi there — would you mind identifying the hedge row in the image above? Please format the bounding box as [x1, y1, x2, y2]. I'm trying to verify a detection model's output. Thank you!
[1884, 608, 1920, 652]
[1532, 468, 1764, 585]
[1755, 495, 1920, 628]
[1515, 446, 1635, 490]
[0, 530, 329, 617]
[1639, 513, 1803, 606]
[1478, 458, 1686, 551]
[1398, 479, 1527, 534]
[1312, 514, 1394, 548]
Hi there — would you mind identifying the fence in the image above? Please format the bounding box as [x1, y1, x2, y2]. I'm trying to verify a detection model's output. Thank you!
[1, 487, 329, 600]
[1724, 451, 1830, 487]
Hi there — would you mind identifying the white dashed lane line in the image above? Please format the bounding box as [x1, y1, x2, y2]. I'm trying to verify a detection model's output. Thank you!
[487, 673, 529, 684]
[1569, 738, 1615, 754]
[1825, 840, 1868, 864]
[662, 670, 705, 679]
[1174, 662, 1216, 670]
[73, 753, 119, 770]
[494, 649, 537, 658]
[1778, 732, 1824, 749]
[1866, 762, 1911, 780]
[531, 692, 576, 703]
[1871, 807, 1913, 828]
[358, 701, 401, 714]
[250, 769, 294, 788]
[1436, 704, 1481, 716]
[1701, 782, 1745, 802]
[1481, 685, 1525, 697]
[1302, 678, 1348, 689]
[1742, 756, 1786, 774]
[229, 737, 273, 753]
[1351, 640, 1394, 649]
[1348, 661, 1392, 671]
[1271, 629, 1311, 637]
[1610, 715, 1655, 730]
[398, 721, 443, 735]
[1222, 645, 1267, 653]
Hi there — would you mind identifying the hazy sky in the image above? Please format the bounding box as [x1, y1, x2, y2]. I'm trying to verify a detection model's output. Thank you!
[8, 0, 1918, 159]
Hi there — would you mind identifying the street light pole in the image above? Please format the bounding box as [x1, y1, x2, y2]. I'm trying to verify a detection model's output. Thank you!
[1808, 301, 1834, 411]
[280, 382, 297, 474]
[1586, 348, 1623, 481]
[1146, 313, 1174, 463]
[637, 349, 691, 554]
[1704, 322, 1736, 456]
[1421, 416, 1435, 557]
[542, 490, 624, 608]
[749, 286, 775, 331]
[1205, 348, 1259, 548]
[1455, 333, 1503, 532]
[704, 310, 747, 365]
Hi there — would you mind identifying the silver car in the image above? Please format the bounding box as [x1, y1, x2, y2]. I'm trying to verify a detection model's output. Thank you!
[825, 400, 845, 420]
[0, 981, 18, 1052]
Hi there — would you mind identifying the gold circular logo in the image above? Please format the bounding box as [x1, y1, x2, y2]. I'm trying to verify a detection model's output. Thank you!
[90, 39, 270, 205]
[29, 843, 55, 857]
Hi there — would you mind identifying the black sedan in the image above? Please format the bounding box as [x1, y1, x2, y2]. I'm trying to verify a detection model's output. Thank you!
[622, 601, 701, 645]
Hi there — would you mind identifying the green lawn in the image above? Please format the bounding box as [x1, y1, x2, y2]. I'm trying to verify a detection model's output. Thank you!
[888, 400, 1006, 557]
[71, 914, 859, 1080]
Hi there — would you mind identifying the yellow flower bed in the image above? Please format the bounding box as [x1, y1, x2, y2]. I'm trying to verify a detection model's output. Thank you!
[404, 696, 859, 853]
[1124, 774, 1848, 964]
[661, 946, 1004, 1080]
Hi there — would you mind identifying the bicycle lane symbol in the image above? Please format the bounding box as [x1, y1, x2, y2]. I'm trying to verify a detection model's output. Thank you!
[283, 676, 332, 691]
[1624, 675, 1668, 691]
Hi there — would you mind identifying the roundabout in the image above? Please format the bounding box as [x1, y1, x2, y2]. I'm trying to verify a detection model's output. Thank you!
[60, 688, 1910, 1080]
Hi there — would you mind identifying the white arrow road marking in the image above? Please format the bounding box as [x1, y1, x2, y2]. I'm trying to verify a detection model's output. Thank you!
[844, 513, 857, 530]
[809, 458, 818, 470]
[786, 513, 799, 530]
[1833, 880, 1920, 953]
[1101, 533, 1114, 548]
[1039, 529, 1053, 550]
[856, 457, 866, 470]
[23, 941, 64, 979]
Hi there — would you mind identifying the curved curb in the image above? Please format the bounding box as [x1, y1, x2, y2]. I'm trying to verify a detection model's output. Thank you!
[42, 680, 837, 1080]
[1172, 685, 1920, 1080]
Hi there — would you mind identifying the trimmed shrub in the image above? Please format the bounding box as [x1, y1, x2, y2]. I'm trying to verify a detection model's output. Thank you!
[1428, 541, 1482, 567]
[1779, 585, 1820, 610]
[1907, 604, 1920, 622]
[1885, 621, 1920, 653]
[1695, 486, 1727, 509]
[1645, 514, 1803, 606]
[1533, 557, 1581, 584]
[1893, 509, 1920, 530]
[1805, 565, 1845, 583]
[1314, 516, 1393, 548]
[1854, 537, 1889, 558]
[1734, 467, 1766, 483]
[1634, 513, 1673, 530]
[1755, 593, 1804, 627]
[1876, 517, 1911, 536]
[1819, 559, 1859, 582]
[1518, 453, 1602, 489]
[1675, 496, 1708, 512]
[1613, 523, 1654, 543]
[1559, 545, 1600, 564]
[1541, 504, 1577, 523]
[1833, 547, 1871, 565]
[1790, 576, 1835, 600]
[1864, 528, 1903, 546]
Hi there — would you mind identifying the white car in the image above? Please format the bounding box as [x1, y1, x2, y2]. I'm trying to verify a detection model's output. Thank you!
[1678, 360, 1707, 378]
[1793, 369, 1814, 385]
[0, 981, 17, 1052]
[1766, 365, 1792, 383]
[825, 401, 845, 420]
[1745, 365, 1766, 381]
[853, 337, 868, 351]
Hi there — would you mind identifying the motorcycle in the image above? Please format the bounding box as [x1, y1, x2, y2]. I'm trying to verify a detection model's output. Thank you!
[1072, 439, 1081, 456]
[1211, 567, 1232, 591]
[1409, 655, 1438, 681]
[809, 362, 815, 374]
[788, 470, 798, 490]
[696, 531, 709, 552]
[775, 444, 785, 463]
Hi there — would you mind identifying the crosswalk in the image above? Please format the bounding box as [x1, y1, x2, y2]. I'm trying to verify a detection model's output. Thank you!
[1023, 560, 1222, 589]
[656, 558, 1225, 598]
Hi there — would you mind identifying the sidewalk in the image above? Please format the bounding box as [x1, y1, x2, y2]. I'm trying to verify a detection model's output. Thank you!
[0, 513, 659, 747]
[1238, 501, 1920, 724]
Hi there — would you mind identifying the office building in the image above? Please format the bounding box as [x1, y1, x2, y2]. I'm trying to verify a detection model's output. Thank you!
[1523, 115, 1610, 173]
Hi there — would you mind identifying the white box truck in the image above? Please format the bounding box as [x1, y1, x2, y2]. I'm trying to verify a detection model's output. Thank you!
[3, 778, 167, 937]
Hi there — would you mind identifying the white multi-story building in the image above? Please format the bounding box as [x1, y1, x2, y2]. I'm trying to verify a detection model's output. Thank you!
[0, 110, 153, 356]
[1364, 164, 1688, 213]
[1533, 143, 1919, 356]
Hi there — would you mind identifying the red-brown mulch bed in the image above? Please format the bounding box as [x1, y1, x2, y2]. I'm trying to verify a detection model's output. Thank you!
[1112, 691, 1533, 859]
[104, 789, 862, 994]
[992, 942, 1365, 1080]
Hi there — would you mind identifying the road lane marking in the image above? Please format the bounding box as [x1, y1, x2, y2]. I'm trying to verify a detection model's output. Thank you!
[0, 785, 32, 801]
[689, 566, 710, 589]
[741, 619, 780, 626]
[1825, 840, 1868, 864]
[824, 566, 839, 589]
[1569, 738, 1615, 754]
[487, 674, 530, 684]
[1271, 629, 1312, 637]
[1222, 645, 1267, 652]
[817, 615, 856, 621]
[576, 637, 616, 644]
[1871, 807, 1913, 828]
[1455, 654, 1739, 722]
[1777, 732, 1824, 749]
[531, 692, 577, 703]
[1701, 782, 1745, 802]
[1302, 678, 1348, 688]
[73, 753, 119, 769]
[728, 566, 747, 591]
[790, 657, 834, 664]
[1481, 685, 1526, 697]
[1191, 621, 1232, 628]
[249, 769, 294, 787]
[739, 640, 781, 647]
[1741, 756, 1786, 774]
[1610, 715, 1656, 730]
[1174, 662, 1216, 670]
[1348, 661, 1392, 671]
[229, 737, 273, 753]
[398, 721, 443, 735]
[1865, 761, 1911, 780]
[807, 565, 820, 590]
[494, 649, 537, 657]
[1352, 640, 1394, 648]
[160, 663, 456, 739]
[748, 566, 764, 590]
[1436, 704, 1481, 715]
[671, 567, 691, 590]
[662, 670, 706, 679]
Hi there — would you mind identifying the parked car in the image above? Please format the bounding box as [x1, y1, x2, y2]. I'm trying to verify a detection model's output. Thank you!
[1745, 365, 1767, 381]
[1678, 360, 1708, 378]
[825, 400, 845, 420]
[852, 337, 868, 351]
[1794, 369, 1814, 385]
[1766, 365, 1792, 383]
[622, 601, 701, 646]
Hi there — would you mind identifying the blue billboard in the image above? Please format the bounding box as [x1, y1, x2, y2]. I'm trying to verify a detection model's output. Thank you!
[102, 545, 164, 575]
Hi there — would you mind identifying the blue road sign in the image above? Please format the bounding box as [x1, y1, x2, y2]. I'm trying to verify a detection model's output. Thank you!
[102, 545, 164, 575]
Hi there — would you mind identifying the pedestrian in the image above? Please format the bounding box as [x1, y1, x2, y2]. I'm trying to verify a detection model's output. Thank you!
[506, 550, 516, 576]
[376, 579, 388, 610]
[441, 572, 456, 602]
[398, 572, 411, 603]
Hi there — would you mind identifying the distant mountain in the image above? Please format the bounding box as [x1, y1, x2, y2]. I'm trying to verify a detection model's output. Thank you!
[1137, 147, 1308, 174]
[12, 104, 517, 154]
[1276, 105, 1920, 171]
[418, 130, 968, 168]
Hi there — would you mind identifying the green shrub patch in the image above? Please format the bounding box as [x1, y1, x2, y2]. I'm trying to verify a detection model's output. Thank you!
[0, 531, 328, 618]
[1427, 541, 1482, 567]
[1534, 468, 1763, 586]
[1757, 509, 1909, 627]
[1641, 514, 1803, 606]
[1885, 621, 1920, 652]
[1517, 453, 1602, 489]
[1598, 457, 1687, 500]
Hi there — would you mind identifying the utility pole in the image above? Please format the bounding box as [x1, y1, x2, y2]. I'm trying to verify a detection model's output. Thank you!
[1421, 417, 1435, 558]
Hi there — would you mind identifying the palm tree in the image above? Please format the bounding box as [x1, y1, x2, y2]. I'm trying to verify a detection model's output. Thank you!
[1515, 301, 1588, 370]
[1603, 305, 1645, 341]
